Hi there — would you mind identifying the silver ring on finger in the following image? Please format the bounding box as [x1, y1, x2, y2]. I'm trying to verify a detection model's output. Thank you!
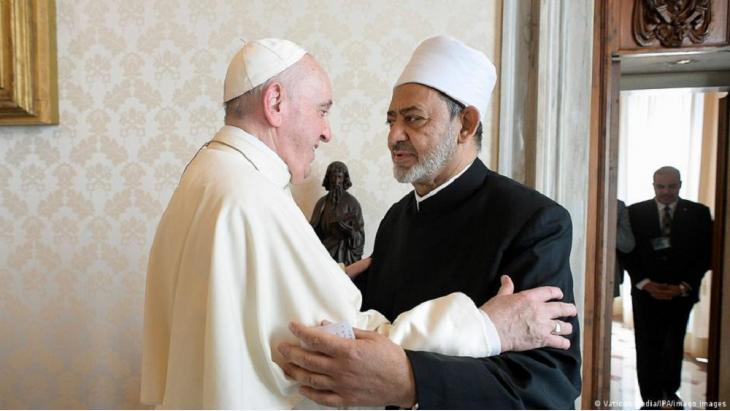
[552, 321, 561, 335]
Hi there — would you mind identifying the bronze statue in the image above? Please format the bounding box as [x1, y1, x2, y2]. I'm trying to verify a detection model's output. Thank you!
[310, 161, 364, 266]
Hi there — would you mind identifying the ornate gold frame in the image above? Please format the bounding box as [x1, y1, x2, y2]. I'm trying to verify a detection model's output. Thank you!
[0, 0, 58, 125]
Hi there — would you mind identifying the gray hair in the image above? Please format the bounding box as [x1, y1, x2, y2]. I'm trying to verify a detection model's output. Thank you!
[437, 91, 483, 151]
[224, 55, 309, 121]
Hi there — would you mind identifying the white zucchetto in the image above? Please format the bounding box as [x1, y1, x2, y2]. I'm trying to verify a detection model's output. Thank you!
[223, 38, 307, 103]
[395, 35, 497, 122]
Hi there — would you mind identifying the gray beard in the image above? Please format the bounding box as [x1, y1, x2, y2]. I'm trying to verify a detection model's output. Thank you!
[326, 184, 344, 205]
[393, 124, 458, 184]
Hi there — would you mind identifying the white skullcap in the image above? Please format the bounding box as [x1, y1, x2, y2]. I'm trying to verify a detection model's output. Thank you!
[395, 35, 497, 122]
[223, 38, 307, 102]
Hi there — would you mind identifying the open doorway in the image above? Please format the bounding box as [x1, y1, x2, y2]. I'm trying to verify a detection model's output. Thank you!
[585, 3, 730, 407]
[609, 89, 725, 409]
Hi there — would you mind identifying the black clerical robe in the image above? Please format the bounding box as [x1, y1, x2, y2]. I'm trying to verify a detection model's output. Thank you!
[355, 159, 581, 409]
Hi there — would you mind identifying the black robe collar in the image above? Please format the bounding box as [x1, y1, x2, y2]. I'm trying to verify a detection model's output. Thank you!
[410, 159, 488, 215]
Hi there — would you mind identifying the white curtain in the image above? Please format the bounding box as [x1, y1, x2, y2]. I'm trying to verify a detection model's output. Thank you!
[617, 89, 704, 204]
[616, 89, 715, 357]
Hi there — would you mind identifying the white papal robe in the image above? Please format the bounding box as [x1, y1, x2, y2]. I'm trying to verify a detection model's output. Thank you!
[141, 126, 494, 409]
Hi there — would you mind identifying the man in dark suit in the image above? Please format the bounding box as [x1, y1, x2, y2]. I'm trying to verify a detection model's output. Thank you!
[277, 35, 581, 409]
[622, 166, 712, 408]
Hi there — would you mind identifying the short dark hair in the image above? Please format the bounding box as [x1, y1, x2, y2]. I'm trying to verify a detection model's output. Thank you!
[653, 166, 681, 182]
[436, 91, 483, 150]
[322, 161, 352, 191]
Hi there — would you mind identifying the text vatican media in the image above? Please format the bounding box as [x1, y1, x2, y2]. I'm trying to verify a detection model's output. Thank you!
[595, 400, 727, 408]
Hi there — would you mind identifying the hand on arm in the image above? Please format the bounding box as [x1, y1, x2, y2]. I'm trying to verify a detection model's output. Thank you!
[405, 204, 582, 409]
[480, 275, 577, 352]
[277, 322, 416, 408]
[278, 274, 577, 408]
[283, 205, 581, 409]
[344, 257, 371, 279]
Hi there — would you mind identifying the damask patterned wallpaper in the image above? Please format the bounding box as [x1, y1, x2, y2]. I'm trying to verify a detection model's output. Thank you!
[0, 0, 500, 408]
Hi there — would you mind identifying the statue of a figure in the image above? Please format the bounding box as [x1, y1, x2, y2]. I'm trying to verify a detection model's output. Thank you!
[310, 161, 365, 266]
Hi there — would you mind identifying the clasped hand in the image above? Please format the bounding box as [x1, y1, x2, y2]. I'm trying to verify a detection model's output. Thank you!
[643, 281, 682, 300]
[276, 274, 577, 407]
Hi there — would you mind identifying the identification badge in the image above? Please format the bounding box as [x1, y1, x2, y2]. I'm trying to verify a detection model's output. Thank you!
[651, 236, 671, 251]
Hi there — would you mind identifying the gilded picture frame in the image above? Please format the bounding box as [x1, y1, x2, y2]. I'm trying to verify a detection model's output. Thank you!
[0, 0, 58, 125]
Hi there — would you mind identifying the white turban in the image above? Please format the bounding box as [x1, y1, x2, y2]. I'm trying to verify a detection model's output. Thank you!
[223, 38, 307, 102]
[395, 35, 497, 122]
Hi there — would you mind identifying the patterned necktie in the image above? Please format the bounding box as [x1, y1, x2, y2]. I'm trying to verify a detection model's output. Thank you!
[661, 205, 672, 236]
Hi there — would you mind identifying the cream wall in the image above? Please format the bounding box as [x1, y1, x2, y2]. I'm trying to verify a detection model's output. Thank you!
[0, 0, 501, 408]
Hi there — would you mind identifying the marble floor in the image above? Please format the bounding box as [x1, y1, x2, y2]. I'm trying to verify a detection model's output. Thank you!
[609, 321, 707, 410]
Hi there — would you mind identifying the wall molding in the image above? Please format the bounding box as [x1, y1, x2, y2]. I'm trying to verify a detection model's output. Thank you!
[633, 0, 712, 48]
[501, 4, 595, 406]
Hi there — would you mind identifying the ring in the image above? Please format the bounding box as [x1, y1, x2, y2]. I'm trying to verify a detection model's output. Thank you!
[552, 321, 562, 335]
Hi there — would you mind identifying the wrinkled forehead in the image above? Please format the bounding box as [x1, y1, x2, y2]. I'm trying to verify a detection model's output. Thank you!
[310, 58, 333, 92]
[297, 56, 333, 97]
[314, 64, 333, 92]
[388, 83, 443, 112]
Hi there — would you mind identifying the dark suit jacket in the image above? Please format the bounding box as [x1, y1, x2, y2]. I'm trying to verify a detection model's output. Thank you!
[356, 159, 581, 409]
[621, 198, 712, 302]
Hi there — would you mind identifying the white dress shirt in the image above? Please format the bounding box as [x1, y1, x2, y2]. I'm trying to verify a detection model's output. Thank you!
[636, 199, 678, 290]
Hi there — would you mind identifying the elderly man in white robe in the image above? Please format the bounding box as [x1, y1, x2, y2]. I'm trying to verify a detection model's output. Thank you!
[141, 38, 577, 409]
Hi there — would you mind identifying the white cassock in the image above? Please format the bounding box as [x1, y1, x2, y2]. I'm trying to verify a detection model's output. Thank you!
[141, 126, 495, 409]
